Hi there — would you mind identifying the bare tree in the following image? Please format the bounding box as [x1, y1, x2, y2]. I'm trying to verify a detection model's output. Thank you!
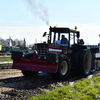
[0, 37, 28, 47]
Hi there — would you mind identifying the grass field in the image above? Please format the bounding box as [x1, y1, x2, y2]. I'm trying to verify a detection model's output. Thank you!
[27, 76, 100, 100]
[0, 55, 11, 57]
[0, 60, 12, 63]
[0, 55, 12, 63]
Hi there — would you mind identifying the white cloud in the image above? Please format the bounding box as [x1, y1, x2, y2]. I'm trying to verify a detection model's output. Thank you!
[54, 23, 100, 45]
[0, 23, 100, 45]
[0, 25, 48, 44]
[77, 24, 100, 45]
[0, 20, 6, 22]
[11, 21, 24, 25]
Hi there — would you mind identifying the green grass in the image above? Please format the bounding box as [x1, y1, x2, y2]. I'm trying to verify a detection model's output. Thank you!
[27, 76, 100, 100]
[0, 60, 12, 63]
[0, 55, 12, 62]
[0, 55, 11, 57]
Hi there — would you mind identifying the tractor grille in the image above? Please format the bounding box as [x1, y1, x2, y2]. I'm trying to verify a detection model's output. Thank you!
[38, 48, 47, 58]
[37, 43, 48, 60]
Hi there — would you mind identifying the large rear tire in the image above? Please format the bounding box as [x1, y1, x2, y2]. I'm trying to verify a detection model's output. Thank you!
[71, 50, 82, 75]
[51, 56, 70, 79]
[79, 49, 91, 76]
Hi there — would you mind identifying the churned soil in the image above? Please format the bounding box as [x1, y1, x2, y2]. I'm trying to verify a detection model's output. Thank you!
[0, 69, 100, 100]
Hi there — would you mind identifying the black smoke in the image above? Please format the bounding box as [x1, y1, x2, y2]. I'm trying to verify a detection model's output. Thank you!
[23, 0, 49, 25]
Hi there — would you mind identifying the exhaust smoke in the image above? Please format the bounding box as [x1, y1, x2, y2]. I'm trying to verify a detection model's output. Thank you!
[23, 0, 49, 25]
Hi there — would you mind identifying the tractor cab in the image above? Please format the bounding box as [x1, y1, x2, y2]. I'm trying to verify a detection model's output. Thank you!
[43, 26, 81, 47]
[42, 26, 81, 55]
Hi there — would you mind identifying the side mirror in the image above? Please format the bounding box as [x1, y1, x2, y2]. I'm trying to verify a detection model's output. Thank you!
[43, 32, 47, 37]
[77, 32, 80, 38]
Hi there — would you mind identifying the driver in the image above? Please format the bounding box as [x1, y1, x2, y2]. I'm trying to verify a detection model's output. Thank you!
[61, 35, 68, 46]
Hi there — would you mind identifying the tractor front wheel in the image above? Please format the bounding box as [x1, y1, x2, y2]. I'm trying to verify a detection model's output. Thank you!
[51, 57, 70, 79]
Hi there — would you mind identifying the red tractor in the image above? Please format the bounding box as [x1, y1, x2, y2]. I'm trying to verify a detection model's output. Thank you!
[11, 26, 99, 79]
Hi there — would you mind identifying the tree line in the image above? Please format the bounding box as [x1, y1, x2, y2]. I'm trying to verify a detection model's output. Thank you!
[0, 37, 26, 47]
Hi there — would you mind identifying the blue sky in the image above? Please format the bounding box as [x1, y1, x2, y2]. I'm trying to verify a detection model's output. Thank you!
[0, 0, 100, 45]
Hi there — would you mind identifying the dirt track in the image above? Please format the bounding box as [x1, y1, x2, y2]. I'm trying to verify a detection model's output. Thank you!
[0, 57, 12, 69]
[0, 57, 11, 61]
[0, 69, 100, 100]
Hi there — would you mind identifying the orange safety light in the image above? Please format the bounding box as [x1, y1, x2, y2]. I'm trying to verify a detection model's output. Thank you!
[54, 26, 56, 28]
[75, 26, 77, 29]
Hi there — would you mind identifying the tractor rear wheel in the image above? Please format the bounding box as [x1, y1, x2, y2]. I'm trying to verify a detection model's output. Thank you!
[71, 50, 82, 75]
[51, 56, 70, 79]
[22, 70, 38, 77]
[79, 49, 91, 76]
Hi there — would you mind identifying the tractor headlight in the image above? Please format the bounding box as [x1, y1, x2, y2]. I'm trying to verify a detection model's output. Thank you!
[62, 47, 68, 54]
